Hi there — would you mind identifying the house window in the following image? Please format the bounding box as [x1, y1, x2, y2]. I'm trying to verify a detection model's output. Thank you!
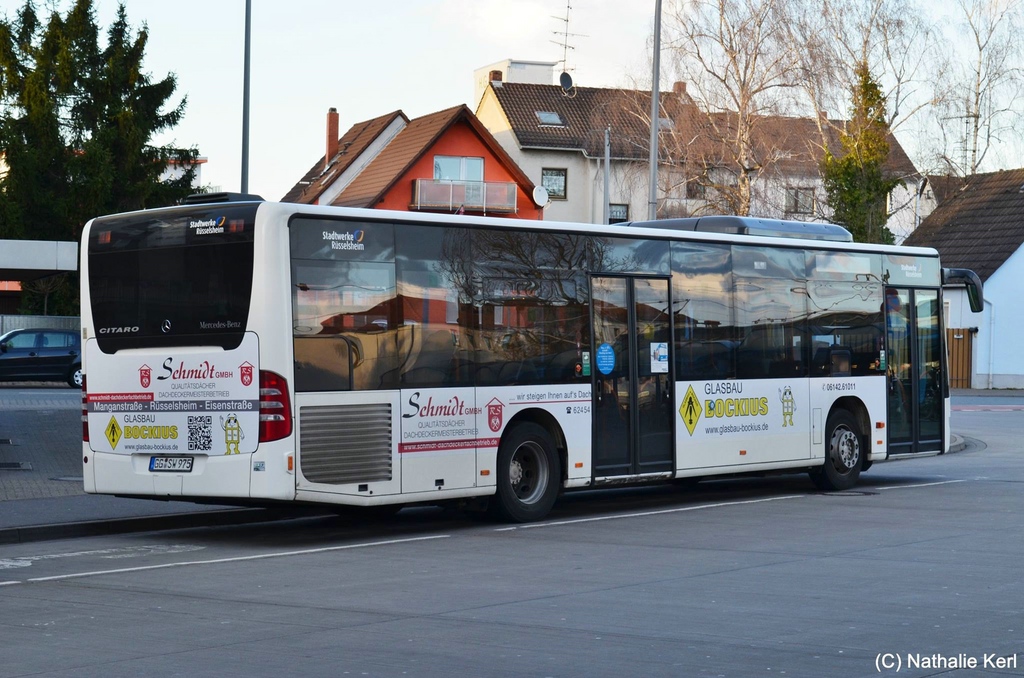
[535, 111, 565, 126]
[716, 168, 738, 187]
[541, 168, 568, 200]
[686, 178, 707, 200]
[664, 167, 687, 200]
[785, 187, 815, 215]
[434, 156, 483, 182]
[609, 204, 629, 224]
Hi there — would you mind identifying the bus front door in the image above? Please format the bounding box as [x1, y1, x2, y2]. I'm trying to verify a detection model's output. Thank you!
[885, 287, 943, 453]
[590, 276, 674, 478]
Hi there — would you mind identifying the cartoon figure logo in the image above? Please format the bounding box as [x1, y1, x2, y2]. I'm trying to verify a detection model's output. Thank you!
[220, 413, 245, 454]
[487, 398, 504, 433]
[779, 386, 796, 427]
[239, 361, 254, 387]
[139, 364, 151, 388]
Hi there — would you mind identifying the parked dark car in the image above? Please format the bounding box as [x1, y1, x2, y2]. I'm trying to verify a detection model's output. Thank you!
[0, 328, 82, 388]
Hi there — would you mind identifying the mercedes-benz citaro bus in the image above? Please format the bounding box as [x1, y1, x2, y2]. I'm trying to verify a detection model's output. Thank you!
[80, 194, 983, 522]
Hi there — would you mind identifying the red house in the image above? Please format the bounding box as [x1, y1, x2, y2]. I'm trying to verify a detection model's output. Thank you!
[282, 105, 546, 219]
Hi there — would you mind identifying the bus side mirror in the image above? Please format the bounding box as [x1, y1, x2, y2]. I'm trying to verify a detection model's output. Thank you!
[942, 267, 984, 313]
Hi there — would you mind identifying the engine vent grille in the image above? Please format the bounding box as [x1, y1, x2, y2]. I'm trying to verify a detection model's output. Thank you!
[299, 403, 392, 485]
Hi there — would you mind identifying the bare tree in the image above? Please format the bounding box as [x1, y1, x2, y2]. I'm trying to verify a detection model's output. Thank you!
[783, 0, 939, 139]
[776, 0, 937, 233]
[20, 275, 69, 316]
[932, 0, 1023, 175]
[663, 0, 802, 215]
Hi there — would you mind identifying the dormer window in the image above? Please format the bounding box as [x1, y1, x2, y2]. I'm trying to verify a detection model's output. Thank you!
[535, 111, 565, 127]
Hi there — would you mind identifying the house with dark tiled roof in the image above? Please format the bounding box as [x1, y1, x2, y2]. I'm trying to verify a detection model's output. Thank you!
[475, 62, 920, 238]
[282, 105, 545, 220]
[903, 168, 1024, 388]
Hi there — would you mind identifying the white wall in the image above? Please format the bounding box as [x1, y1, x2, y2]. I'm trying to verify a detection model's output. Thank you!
[888, 182, 924, 244]
[159, 158, 205, 189]
[964, 244, 1024, 389]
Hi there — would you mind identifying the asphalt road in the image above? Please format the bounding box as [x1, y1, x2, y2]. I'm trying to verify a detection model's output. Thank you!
[0, 399, 1022, 677]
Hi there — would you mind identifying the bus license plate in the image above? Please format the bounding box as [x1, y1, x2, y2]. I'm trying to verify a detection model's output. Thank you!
[149, 456, 193, 472]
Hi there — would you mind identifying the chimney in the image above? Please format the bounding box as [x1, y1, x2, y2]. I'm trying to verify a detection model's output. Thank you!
[489, 70, 503, 87]
[818, 110, 828, 122]
[326, 107, 339, 170]
[672, 81, 687, 95]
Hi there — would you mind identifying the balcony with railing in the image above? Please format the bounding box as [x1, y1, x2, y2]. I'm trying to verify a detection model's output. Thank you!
[412, 179, 518, 214]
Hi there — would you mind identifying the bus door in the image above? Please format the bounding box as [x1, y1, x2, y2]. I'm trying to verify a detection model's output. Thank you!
[885, 288, 943, 453]
[590, 276, 674, 477]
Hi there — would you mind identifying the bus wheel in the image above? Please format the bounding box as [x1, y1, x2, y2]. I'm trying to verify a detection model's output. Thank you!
[491, 423, 559, 522]
[811, 410, 863, 491]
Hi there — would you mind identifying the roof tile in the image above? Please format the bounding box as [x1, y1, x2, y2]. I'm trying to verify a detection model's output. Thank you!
[903, 168, 1024, 281]
[491, 82, 916, 177]
[281, 111, 405, 203]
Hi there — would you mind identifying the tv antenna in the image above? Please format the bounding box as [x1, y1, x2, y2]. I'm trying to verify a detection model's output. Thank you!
[552, 1, 586, 97]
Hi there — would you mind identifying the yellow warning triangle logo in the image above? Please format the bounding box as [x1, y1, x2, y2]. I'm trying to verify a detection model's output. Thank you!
[105, 416, 122, 449]
[678, 385, 701, 436]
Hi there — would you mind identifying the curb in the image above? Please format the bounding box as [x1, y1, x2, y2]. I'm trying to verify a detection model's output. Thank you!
[948, 433, 966, 454]
[0, 507, 305, 546]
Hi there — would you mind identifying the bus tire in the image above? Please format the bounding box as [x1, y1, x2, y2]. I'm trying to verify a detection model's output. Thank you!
[810, 409, 863, 491]
[491, 422, 560, 522]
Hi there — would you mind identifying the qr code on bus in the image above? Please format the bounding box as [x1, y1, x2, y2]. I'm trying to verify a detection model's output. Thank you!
[188, 415, 213, 451]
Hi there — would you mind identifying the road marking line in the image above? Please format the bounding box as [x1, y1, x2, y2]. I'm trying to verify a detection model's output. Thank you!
[874, 480, 967, 491]
[1, 544, 206, 571]
[0, 581, 22, 586]
[495, 495, 806, 531]
[26, 535, 449, 583]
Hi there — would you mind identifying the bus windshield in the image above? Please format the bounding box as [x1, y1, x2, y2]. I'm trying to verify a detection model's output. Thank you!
[87, 204, 259, 352]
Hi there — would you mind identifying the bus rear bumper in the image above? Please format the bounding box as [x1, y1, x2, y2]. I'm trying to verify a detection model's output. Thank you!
[88, 451, 254, 499]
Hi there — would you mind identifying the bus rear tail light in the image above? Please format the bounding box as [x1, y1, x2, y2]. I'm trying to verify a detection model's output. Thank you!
[259, 370, 293, 442]
[82, 375, 89, 442]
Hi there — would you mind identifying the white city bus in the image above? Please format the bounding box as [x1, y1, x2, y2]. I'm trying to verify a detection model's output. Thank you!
[79, 196, 983, 521]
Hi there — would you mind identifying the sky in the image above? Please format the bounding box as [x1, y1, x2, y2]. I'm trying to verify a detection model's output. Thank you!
[79, 0, 658, 201]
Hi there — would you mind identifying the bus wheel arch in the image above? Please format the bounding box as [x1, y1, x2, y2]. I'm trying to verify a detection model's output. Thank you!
[810, 398, 868, 491]
[490, 409, 564, 522]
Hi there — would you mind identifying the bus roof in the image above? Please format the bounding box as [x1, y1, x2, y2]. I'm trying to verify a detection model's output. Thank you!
[628, 215, 853, 243]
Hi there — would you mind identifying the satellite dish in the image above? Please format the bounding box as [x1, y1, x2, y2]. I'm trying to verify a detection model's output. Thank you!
[559, 71, 574, 92]
[532, 186, 550, 207]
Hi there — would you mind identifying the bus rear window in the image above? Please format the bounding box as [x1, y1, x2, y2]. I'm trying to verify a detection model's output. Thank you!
[87, 204, 258, 352]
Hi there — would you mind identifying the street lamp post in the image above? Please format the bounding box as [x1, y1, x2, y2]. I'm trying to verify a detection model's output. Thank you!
[648, 0, 662, 220]
[240, 0, 252, 194]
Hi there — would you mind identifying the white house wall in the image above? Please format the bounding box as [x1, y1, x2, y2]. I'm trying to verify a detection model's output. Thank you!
[887, 183, 922, 244]
[965, 244, 1024, 389]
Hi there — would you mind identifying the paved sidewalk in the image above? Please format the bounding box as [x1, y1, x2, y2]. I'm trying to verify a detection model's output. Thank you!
[0, 385, 280, 544]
